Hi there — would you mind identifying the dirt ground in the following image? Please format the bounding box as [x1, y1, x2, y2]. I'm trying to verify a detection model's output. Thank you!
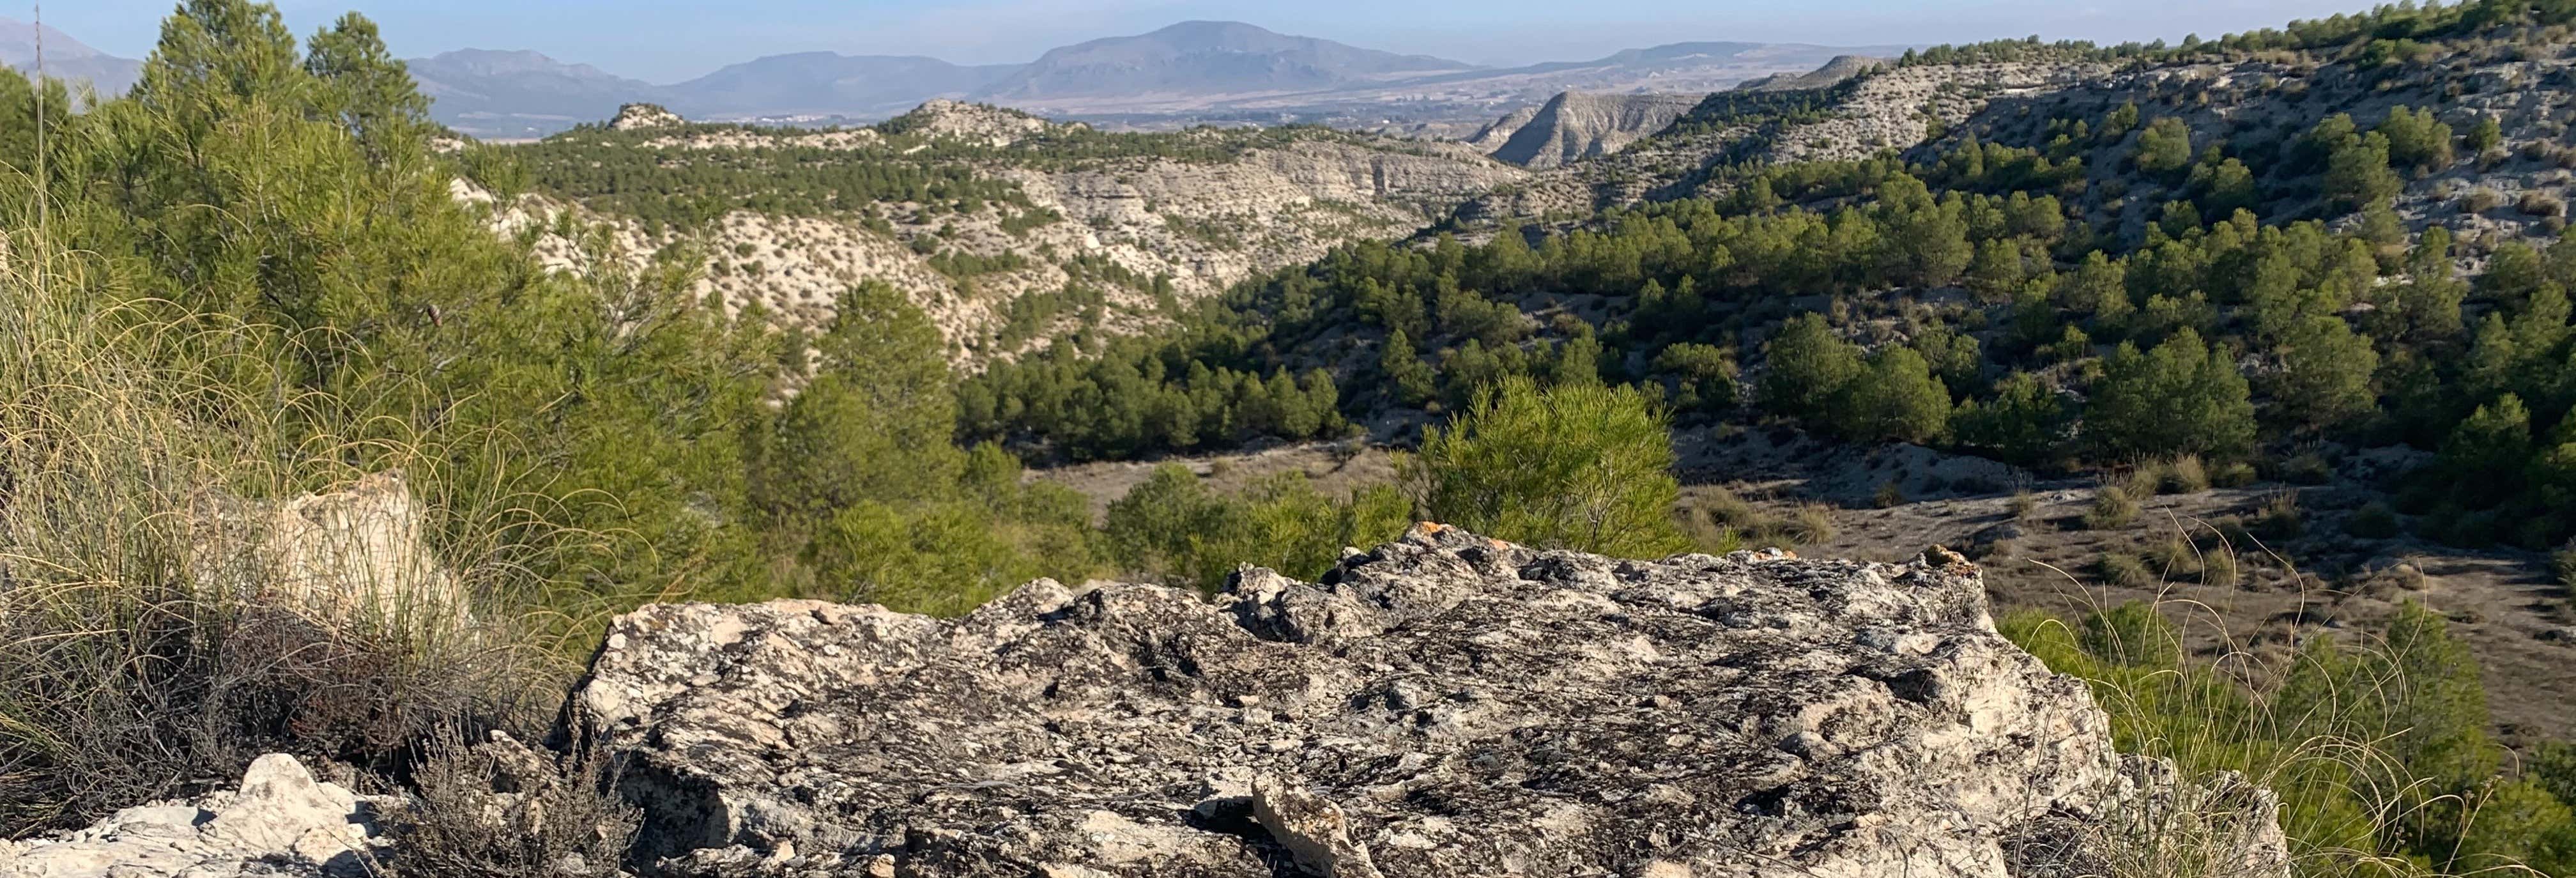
[1034, 431, 2576, 745]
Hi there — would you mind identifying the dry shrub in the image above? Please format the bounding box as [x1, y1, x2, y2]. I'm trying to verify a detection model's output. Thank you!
[379, 725, 640, 877]
[2520, 190, 2567, 218]
[2157, 454, 2211, 494]
[2087, 486, 2143, 530]
[2251, 492, 2306, 541]
[1788, 504, 1839, 544]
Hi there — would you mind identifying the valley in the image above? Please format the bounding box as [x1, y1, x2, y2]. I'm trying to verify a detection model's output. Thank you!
[12, 0, 2576, 875]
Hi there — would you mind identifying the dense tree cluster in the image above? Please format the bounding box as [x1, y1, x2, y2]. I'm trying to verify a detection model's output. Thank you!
[973, 73, 2576, 549]
[1898, 0, 2576, 68]
[503, 132, 1038, 231]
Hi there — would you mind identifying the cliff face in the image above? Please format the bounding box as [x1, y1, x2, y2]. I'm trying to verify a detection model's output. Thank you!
[487, 102, 1524, 366]
[1459, 61, 2110, 222]
[571, 525, 2287, 877]
[1483, 91, 1708, 169]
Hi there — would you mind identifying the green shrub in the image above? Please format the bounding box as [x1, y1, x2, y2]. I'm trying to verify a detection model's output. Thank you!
[1104, 466, 1407, 592]
[1408, 376, 1693, 558]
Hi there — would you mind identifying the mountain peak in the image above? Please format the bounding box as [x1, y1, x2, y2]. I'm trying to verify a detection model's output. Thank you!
[978, 21, 1474, 104]
[0, 16, 143, 96]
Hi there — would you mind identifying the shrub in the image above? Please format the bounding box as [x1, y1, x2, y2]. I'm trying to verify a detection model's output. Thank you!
[1874, 479, 1907, 508]
[2081, 601, 2183, 666]
[2276, 451, 2334, 485]
[0, 247, 556, 836]
[2347, 502, 2403, 539]
[2157, 454, 2212, 494]
[2460, 187, 2503, 213]
[2097, 552, 2156, 588]
[1788, 505, 1840, 544]
[2251, 492, 2306, 540]
[1105, 466, 1409, 592]
[379, 727, 641, 877]
[2521, 191, 2567, 219]
[2087, 486, 2143, 530]
[2011, 491, 2042, 520]
[1409, 376, 1694, 558]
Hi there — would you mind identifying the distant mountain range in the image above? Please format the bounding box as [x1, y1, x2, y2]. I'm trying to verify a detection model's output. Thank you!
[0, 16, 142, 97]
[4, 18, 1910, 139]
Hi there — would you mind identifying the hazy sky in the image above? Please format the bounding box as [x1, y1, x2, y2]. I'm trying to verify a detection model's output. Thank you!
[43, 0, 2389, 82]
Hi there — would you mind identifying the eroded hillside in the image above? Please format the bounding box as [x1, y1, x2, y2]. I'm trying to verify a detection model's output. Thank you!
[468, 100, 1524, 362]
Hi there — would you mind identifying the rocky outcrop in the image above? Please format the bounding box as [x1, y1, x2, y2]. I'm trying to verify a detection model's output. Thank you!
[608, 103, 685, 131]
[885, 98, 1057, 147]
[1483, 91, 1707, 169]
[188, 471, 468, 632]
[1460, 61, 2110, 221]
[0, 755, 388, 878]
[571, 525, 2289, 877]
[1734, 54, 1885, 93]
[1462, 104, 1541, 153]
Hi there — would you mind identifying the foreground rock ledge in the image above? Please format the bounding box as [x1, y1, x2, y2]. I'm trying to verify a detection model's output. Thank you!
[576, 526, 2288, 877]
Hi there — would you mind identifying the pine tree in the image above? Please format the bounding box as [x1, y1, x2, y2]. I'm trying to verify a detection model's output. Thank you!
[2089, 328, 2257, 458]
[1408, 376, 1691, 557]
[1760, 313, 1864, 419]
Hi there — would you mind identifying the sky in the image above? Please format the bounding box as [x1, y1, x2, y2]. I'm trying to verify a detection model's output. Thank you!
[40, 0, 2392, 84]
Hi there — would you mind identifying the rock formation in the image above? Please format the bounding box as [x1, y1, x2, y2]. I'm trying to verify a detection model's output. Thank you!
[569, 525, 2288, 877]
[0, 755, 388, 878]
[608, 103, 686, 131]
[885, 99, 1057, 147]
[1733, 54, 1885, 93]
[1481, 91, 1707, 169]
[490, 105, 1522, 365]
[188, 471, 468, 633]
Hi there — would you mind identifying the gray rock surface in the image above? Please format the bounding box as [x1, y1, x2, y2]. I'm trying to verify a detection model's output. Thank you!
[0, 755, 387, 878]
[572, 524, 2290, 877]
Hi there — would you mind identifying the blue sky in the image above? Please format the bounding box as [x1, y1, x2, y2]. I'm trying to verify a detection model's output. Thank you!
[43, 0, 2389, 83]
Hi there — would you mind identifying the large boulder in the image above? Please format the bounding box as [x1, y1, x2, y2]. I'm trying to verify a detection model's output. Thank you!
[571, 525, 2290, 877]
[188, 470, 470, 632]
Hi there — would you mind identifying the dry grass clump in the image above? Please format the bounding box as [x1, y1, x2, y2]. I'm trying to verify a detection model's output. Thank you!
[2087, 485, 2143, 530]
[2002, 515, 2566, 878]
[0, 236, 568, 836]
[1680, 487, 1836, 550]
[2520, 190, 2568, 219]
[2156, 454, 2212, 494]
[2011, 489, 2043, 520]
[2097, 551, 2156, 587]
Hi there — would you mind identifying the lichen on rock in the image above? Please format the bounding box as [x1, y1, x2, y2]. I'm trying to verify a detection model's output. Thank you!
[571, 525, 2291, 877]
